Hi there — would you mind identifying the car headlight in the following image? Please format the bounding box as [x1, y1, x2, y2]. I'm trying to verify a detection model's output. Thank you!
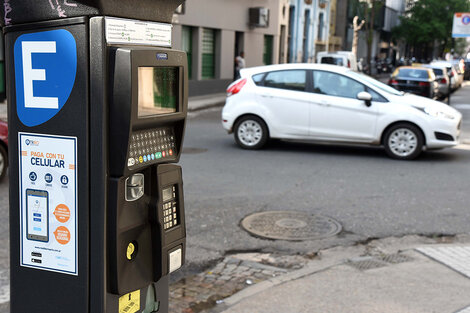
[417, 107, 455, 120]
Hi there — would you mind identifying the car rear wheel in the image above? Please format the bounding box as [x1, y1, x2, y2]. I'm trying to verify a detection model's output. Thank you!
[384, 123, 423, 160]
[234, 116, 268, 149]
[0, 145, 7, 180]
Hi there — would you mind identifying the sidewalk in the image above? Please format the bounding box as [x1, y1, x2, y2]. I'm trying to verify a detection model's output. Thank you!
[0, 93, 226, 121]
[193, 235, 470, 313]
[169, 235, 470, 313]
[188, 93, 226, 112]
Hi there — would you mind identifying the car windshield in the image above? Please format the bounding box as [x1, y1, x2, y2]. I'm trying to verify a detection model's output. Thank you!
[347, 71, 403, 96]
[432, 68, 443, 76]
[396, 68, 429, 79]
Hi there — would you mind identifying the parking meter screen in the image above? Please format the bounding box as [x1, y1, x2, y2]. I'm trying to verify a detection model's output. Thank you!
[162, 186, 173, 202]
[138, 67, 178, 117]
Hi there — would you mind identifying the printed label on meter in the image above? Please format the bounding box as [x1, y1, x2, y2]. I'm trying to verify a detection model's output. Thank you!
[19, 133, 78, 275]
[119, 290, 140, 313]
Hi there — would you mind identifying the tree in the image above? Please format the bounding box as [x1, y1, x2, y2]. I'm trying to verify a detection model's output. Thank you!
[349, 0, 385, 73]
[352, 16, 365, 56]
[393, 0, 470, 59]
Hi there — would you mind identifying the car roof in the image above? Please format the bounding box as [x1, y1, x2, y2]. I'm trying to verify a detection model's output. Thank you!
[431, 61, 452, 66]
[396, 66, 431, 72]
[423, 64, 447, 70]
[317, 51, 354, 56]
[240, 63, 351, 77]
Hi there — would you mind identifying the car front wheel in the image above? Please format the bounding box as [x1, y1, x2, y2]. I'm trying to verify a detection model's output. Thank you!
[234, 115, 268, 149]
[384, 123, 423, 160]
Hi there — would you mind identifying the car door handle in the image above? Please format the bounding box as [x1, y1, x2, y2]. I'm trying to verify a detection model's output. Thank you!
[319, 100, 330, 107]
[261, 95, 273, 98]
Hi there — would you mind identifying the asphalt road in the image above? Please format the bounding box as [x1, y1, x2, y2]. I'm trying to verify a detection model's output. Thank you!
[179, 83, 470, 275]
[0, 83, 470, 291]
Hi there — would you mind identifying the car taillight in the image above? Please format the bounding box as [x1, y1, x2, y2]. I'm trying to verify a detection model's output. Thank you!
[440, 78, 447, 84]
[389, 79, 398, 85]
[347, 60, 351, 68]
[419, 82, 430, 87]
[227, 78, 247, 96]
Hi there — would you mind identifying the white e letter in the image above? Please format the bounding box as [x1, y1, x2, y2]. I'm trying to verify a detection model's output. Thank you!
[22, 41, 59, 109]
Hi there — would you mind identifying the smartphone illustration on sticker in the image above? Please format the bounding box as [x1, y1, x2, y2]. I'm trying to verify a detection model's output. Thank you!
[26, 189, 49, 242]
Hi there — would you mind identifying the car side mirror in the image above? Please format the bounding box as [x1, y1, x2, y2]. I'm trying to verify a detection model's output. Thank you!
[357, 91, 372, 107]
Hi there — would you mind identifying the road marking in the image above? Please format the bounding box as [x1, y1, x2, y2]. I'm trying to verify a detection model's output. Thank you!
[416, 246, 470, 279]
[455, 305, 470, 313]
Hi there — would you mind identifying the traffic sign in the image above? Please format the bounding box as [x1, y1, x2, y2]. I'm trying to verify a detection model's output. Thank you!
[452, 13, 470, 38]
[14, 29, 77, 127]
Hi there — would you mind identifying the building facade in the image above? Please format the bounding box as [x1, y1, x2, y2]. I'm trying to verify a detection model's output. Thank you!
[343, 0, 406, 63]
[287, 0, 336, 63]
[172, 0, 290, 96]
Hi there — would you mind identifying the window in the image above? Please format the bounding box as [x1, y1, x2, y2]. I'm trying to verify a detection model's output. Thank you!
[313, 71, 365, 98]
[367, 87, 387, 102]
[263, 35, 273, 65]
[264, 70, 307, 92]
[347, 70, 400, 96]
[181, 26, 193, 80]
[202, 28, 216, 80]
[320, 57, 344, 66]
[287, 6, 295, 62]
[302, 10, 310, 62]
[432, 69, 443, 76]
[252, 73, 266, 85]
[318, 13, 324, 41]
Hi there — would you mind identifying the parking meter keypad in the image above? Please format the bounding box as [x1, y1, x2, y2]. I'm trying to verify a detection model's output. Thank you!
[162, 185, 179, 230]
[127, 127, 177, 168]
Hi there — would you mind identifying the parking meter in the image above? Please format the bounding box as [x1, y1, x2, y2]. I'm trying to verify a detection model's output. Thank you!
[2, 1, 187, 312]
[108, 47, 187, 294]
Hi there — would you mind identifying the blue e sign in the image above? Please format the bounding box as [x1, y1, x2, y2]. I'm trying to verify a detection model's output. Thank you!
[14, 29, 77, 127]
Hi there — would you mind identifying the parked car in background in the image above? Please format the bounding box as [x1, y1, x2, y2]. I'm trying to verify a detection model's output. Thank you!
[388, 66, 439, 99]
[451, 60, 465, 86]
[464, 59, 470, 80]
[0, 120, 8, 180]
[317, 51, 358, 71]
[423, 64, 451, 99]
[431, 61, 462, 90]
[222, 64, 462, 160]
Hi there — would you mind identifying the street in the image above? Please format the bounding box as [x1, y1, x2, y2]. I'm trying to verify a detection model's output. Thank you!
[2, 0, 470, 311]
[179, 82, 470, 275]
[1, 83, 470, 312]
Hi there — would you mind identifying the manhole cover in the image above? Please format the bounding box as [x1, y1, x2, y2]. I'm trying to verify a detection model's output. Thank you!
[381, 253, 413, 264]
[182, 147, 208, 154]
[347, 257, 388, 271]
[241, 211, 342, 241]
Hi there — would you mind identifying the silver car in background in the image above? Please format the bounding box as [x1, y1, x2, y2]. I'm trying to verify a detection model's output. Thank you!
[424, 64, 450, 99]
[431, 61, 462, 90]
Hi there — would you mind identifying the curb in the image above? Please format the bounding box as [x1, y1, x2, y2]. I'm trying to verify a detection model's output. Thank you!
[220, 257, 342, 309]
[211, 236, 470, 313]
[188, 93, 226, 112]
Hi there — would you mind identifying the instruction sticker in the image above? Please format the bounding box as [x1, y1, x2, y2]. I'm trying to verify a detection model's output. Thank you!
[105, 17, 172, 47]
[119, 290, 140, 313]
[19, 133, 78, 275]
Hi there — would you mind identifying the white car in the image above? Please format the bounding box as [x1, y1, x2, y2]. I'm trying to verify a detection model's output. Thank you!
[222, 64, 462, 160]
[317, 51, 358, 72]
